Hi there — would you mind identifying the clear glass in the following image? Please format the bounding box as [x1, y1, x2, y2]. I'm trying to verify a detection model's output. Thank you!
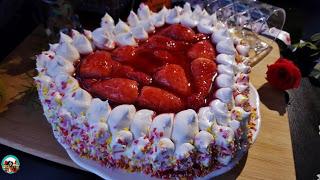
[184, 0, 286, 60]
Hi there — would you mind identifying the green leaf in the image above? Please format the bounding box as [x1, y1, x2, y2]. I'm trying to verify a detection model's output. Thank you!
[311, 33, 320, 42]
[309, 63, 320, 79]
[311, 51, 320, 57]
[306, 42, 319, 50]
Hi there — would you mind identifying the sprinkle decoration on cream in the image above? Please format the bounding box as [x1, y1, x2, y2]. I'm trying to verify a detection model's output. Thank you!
[34, 3, 259, 178]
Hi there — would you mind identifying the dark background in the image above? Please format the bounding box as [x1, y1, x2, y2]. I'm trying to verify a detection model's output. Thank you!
[0, 0, 320, 179]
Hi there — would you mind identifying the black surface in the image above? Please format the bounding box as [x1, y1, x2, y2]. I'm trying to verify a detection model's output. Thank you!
[0, 0, 320, 180]
[287, 79, 320, 180]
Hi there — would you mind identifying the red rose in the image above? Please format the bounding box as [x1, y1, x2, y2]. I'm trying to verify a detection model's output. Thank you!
[266, 58, 301, 90]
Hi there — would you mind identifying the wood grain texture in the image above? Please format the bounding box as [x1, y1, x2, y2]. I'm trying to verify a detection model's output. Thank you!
[0, 27, 295, 179]
[238, 39, 295, 180]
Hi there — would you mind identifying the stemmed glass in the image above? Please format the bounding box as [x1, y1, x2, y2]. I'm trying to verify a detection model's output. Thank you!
[185, 0, 286, 64]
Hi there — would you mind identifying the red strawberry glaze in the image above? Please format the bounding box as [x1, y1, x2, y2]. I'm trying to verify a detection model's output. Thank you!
[74, 24, 218, 113]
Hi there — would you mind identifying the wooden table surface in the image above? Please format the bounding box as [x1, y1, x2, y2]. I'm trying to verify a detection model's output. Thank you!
[0, 26, 295, 179]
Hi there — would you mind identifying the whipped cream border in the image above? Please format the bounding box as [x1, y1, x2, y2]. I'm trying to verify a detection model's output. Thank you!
[34, 2, 257, 177]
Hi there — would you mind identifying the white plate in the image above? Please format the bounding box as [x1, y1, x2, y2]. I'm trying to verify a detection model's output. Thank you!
[59, 83, 261, 180]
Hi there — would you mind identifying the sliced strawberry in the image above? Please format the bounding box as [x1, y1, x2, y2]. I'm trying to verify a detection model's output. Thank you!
[112, 46, 136, 63]
[137, 86, 185, 113]
[127, 71, 152, 85]
[79, 51, 116, 78]
[191, 57, 217, 79]
[187, 93, 206, 110]
[113, 65, 134, 77]
[80, 78, 98, 91]
[90, 78, 139, 104]
[191, 58, 217, 95]
[159, 24, 196, 42]
[154, 64, 191, 96]
[153, 50, 178, 64]
[188, 40, 216, 60]
[143, 35, 182, 51]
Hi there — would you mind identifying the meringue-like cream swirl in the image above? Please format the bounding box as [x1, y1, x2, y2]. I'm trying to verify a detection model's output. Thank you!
[71, 29, 94, 54]
[92, 27, 115, 50]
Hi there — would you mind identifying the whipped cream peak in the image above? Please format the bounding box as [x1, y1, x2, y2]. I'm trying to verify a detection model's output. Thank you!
[150, 113, 174, 139]
[210, 99, 229, 126]
[92, 27, 115, 50]
[216, 87, 233, 104]
[180, 14, 198, 28]
[115, 32, 137, 46]
[174, 142, 194, 160]
[198, 106, 216, 131]
[212, 125, 235, 148]
[108, 104, 136, 135]
[101, 12, 115, 28]
[234, 83, 249, 94]
[218, 64, 234, 76]
[151, 11, 166, 28]
[87, 98, 111, 125]
[182, 2, 192, 15]
[216, 39, 237, 55]
[159, 6, 168, 16]
[126, 136, 150, 162]
[49, 43, 59, 52]
[59, 32, 73, 43]
[236, 63, 251, 74]
[36, 51, 55, 72]
[34, 74, 53, 90]
[201, 9, 210, 18]
[54, 73, 79, 93]
[235, 73, 249, 85]
[83, 29, 93, 40]
[110, 130, 133, 158]
[231, 106, 250, 121]
[212, 28, 231, 44]
[172, 109, 199, 145]
[140, 20, 155, 33]
[216, 54, 235, 66]
[236, 44, 250, 57]
[114, 20, 131, 34]
[150, 137, 174, 170]
[235, 94, 249, 107]
[127, 11, 140, 27]
[62, 88, 92, 116]
[55, 42, 80, 63]
[197, 18, 214, 34]
[194, 131, 214, 152]
[166, 7, 181, 24]
[216, 74, 234, 88]
[130, 109, 154, 139]
[46, 55, 75, 77]
[71, 29, 94, 54]
[138, 3, 152, 20]
[71, 29, 80, 37]
[228, 119, 240, 133]
[193, 5, 202, 17]
[89, 122, 110, 144]
[180, 5, 199, 28]
[131, 26, 148, 40]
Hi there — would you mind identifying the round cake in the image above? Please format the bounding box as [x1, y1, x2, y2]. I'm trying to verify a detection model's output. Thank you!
[34, 3, 258, 178]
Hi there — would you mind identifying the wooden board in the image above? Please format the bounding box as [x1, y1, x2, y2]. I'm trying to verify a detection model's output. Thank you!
[0, 26, 295, 179]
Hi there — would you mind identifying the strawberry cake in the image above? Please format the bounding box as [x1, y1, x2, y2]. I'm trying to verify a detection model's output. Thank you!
[34, 3, 258, 178]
